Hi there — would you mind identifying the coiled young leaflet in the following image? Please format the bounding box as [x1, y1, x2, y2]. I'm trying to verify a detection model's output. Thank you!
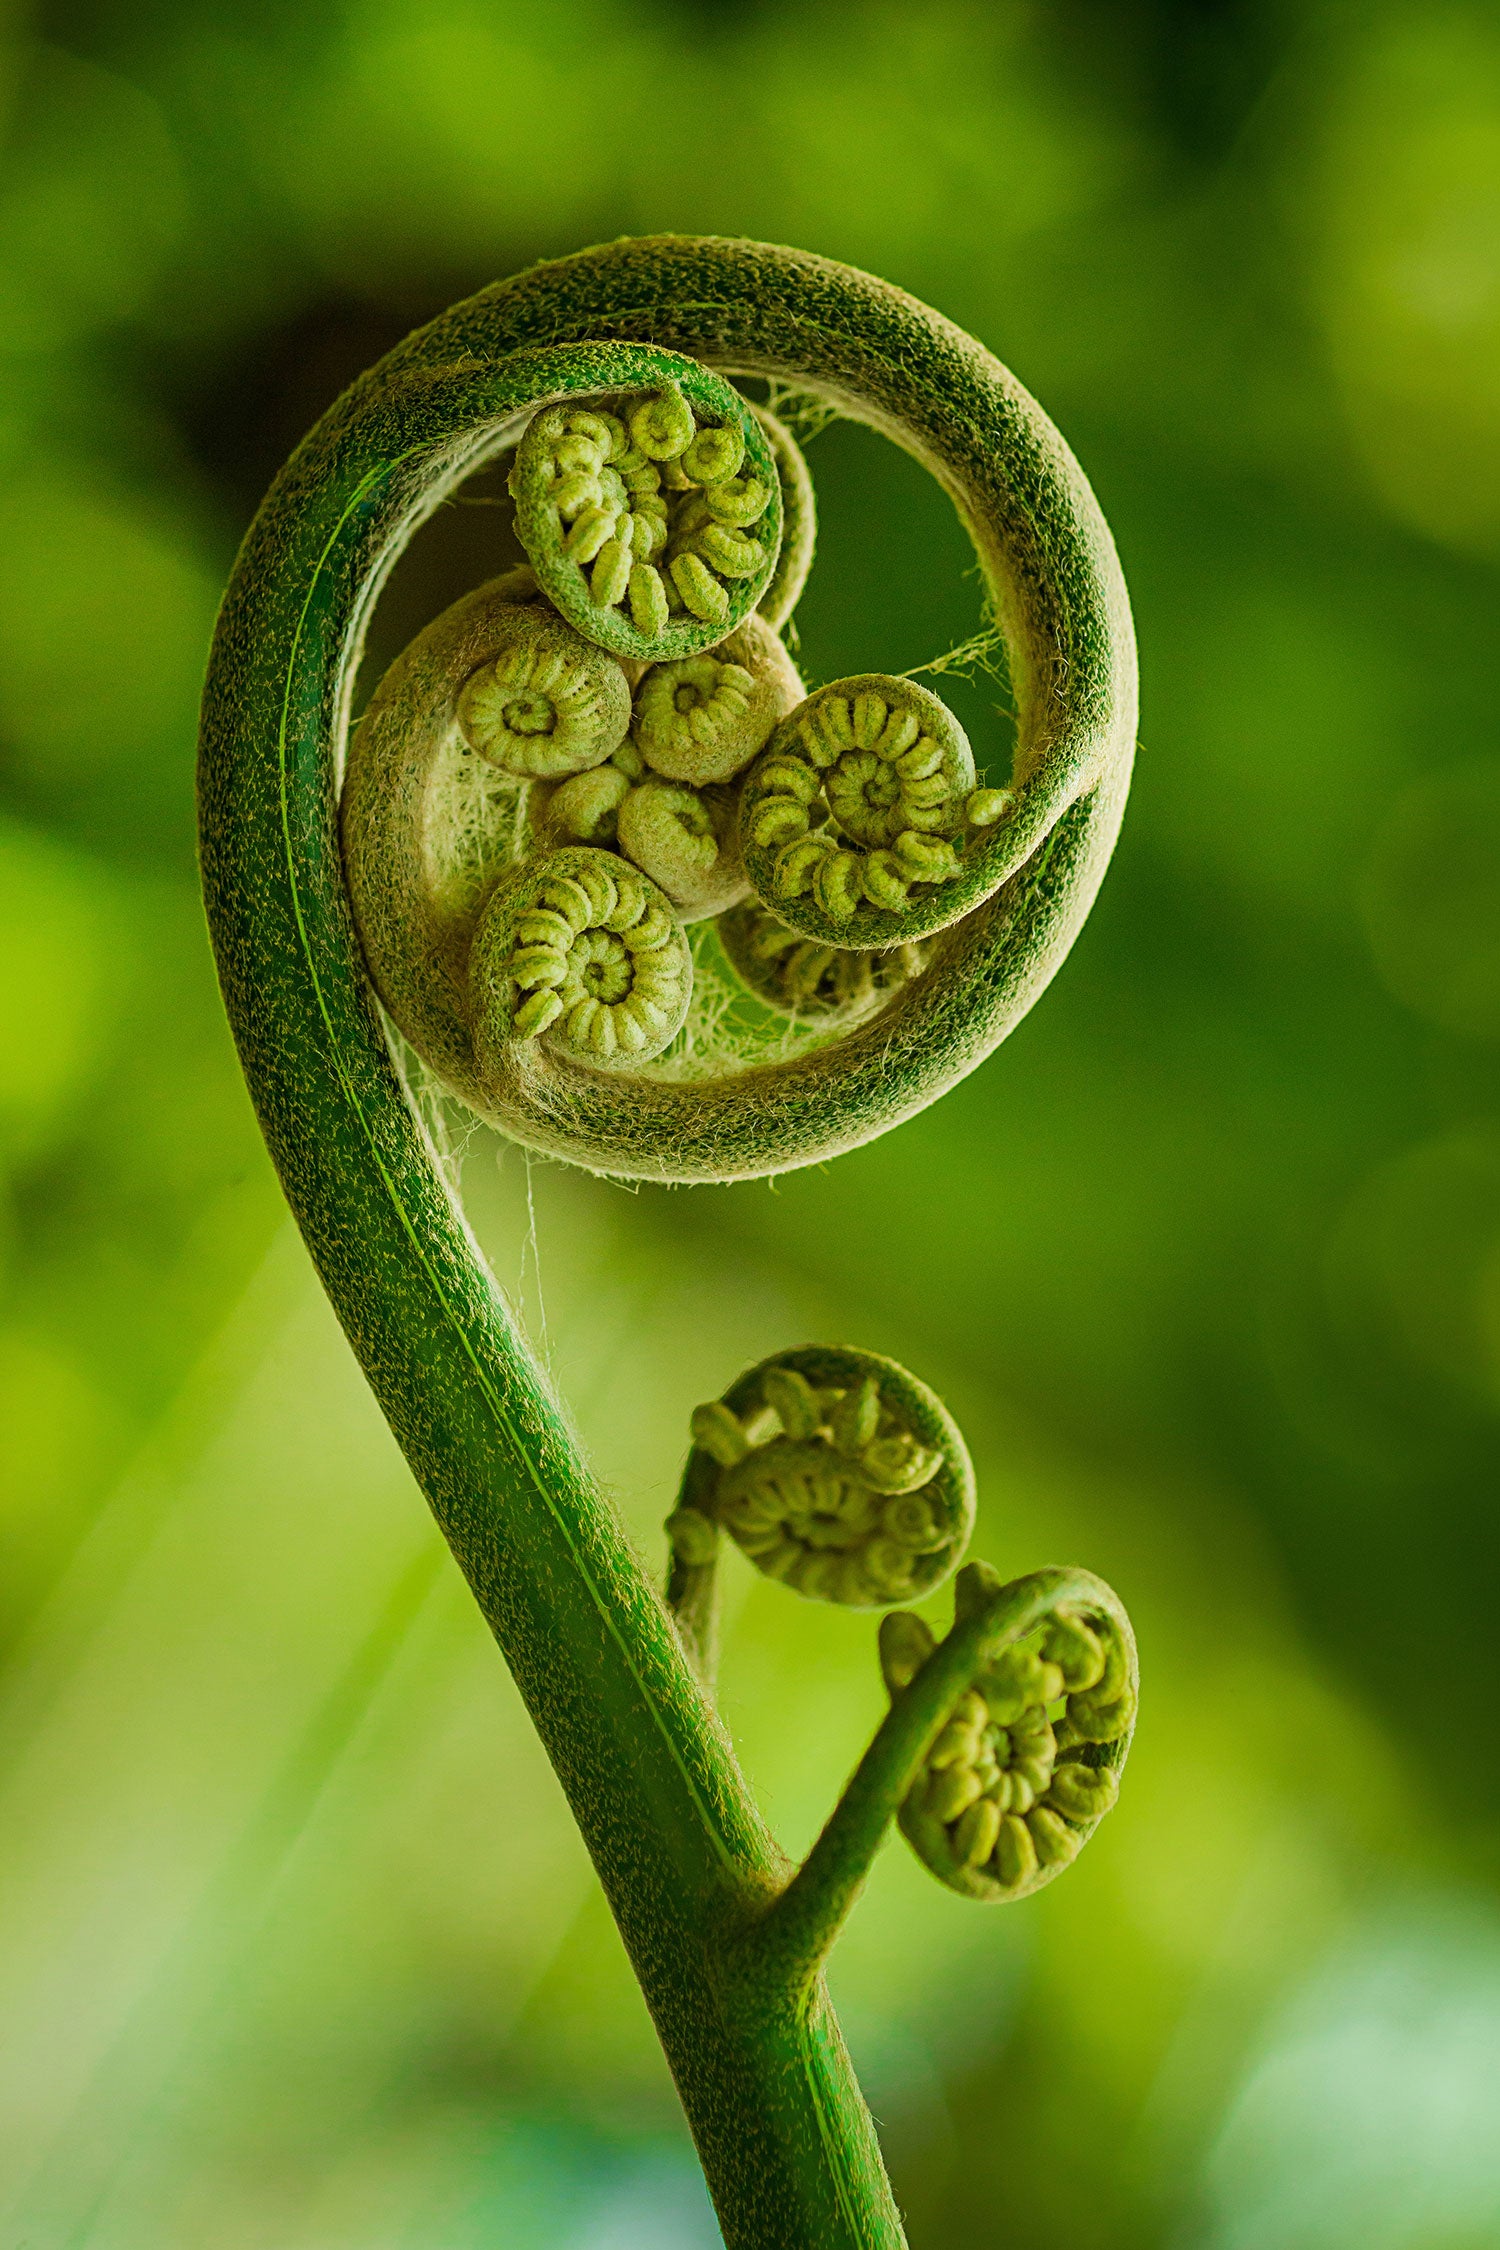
[469, 846, 692, 1072]
[880, 1562, 1136, 1903]
[717, 901, 929, 1021]
[509, 358, 784, 665]
[665, 1345, 975, 1608]
[740, 675, 1013, 949]
[455, 601, 632, 780]
[632, 614, 804, 787]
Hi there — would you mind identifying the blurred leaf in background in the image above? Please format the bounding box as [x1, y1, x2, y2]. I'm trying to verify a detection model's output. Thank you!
[2, 2, 1500, 2246]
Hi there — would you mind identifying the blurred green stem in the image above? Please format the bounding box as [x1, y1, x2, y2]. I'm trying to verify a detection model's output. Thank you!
[197, 236, 1135, 2248]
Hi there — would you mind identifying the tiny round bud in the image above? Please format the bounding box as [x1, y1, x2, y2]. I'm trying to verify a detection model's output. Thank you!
[879, 1610, 937, 1691]
[690, 1400, 750, 1467]
[664, 1506, 719, 1566]
[631, 383, 697, 461]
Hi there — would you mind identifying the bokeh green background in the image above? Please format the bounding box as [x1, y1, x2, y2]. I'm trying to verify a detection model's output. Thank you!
[4, 2, 1500, 2244]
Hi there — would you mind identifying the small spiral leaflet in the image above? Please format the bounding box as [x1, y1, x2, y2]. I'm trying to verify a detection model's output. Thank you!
[470, 846, 692, 1070]
[880, 1563, 1137, 1903]
[454, 602, 633, 779]
[535, 760, 633, 849]
[665, 1346, 975, 1608]
[509, 378, 782, 663]
[740, 676, 1011, 948]
[716, 901, 928, 1020]
[614, 780, 747, 922]
[630, 612, 798, 786]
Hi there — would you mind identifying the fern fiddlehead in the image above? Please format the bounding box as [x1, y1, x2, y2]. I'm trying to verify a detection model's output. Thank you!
[613, 780, 749, 919]
[454, 598, 634, 777]
[744, 1551, 1136, 2008]
[510, 369, 783, 655]
[664, 1352, 1134, 1993]
[716, 902, 929, 1022]
[879, 1564, 1135, 1900]
[740, 676, 1007, 939]
[667, 1347, 975, 1637]
[470, 845, 694, 1068]
[197, 235, 1137, 2250]
[631, 613, 800, 785]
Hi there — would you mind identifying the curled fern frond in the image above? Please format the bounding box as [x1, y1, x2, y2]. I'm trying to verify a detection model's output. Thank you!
[613, 780, 747, 921]
[454, 601, 633, 779]
[470, 845, 692, 1069]
[631, 614, 802, 786]
[879, 1561, 1136, 1902]
[200, 234, 1140, 2250]
[320, 242, 1133, 1183]
[667, 1345, 975, 1610]
[509, 369, 783, 659]
[740, 675, 1011, 944]
[533, 760, 633, 849]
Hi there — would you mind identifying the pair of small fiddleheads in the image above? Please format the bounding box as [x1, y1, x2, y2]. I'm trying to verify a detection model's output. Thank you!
[664, 1345, 1134, 1922]
[198, 236, 1138, 2249]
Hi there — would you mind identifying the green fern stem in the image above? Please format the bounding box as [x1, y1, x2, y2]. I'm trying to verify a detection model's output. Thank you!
[197, 235, 1137, 2247]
